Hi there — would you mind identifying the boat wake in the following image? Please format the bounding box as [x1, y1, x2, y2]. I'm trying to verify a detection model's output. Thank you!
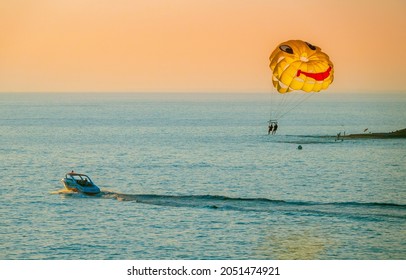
[53, 189, 406, 221]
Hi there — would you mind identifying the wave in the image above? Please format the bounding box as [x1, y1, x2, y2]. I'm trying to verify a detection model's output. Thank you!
[54, 190, 406, 220]
[267, 134, 341, 145]
[325, 201, 406, 209]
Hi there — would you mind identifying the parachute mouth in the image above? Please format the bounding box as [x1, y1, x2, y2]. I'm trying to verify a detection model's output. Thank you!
[297, 66, 332, 81]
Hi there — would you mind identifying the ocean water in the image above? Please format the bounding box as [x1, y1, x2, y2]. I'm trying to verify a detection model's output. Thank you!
[0, 92, 405, 260]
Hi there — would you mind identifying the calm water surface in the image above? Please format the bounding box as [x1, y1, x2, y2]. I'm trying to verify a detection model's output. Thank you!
[1, 92, 405, 259]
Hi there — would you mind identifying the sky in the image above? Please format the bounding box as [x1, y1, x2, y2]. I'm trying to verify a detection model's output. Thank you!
[1, 0, 406, 94]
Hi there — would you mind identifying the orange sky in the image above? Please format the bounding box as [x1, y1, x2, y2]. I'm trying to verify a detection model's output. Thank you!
[1, 0, 405, 93]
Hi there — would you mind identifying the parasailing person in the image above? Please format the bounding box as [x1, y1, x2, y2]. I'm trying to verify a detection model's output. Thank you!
[268, 40, 334, 133]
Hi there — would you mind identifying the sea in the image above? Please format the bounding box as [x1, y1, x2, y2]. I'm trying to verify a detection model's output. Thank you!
[0, 92, 405, 260]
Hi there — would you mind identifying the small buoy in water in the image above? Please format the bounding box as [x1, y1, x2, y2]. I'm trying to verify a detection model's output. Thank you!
[297, 145, 303, 150]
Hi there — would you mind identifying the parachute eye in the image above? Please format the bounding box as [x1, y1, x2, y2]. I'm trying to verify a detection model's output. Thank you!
[279, 45, 293, 54]
[305, 42, 317, 50]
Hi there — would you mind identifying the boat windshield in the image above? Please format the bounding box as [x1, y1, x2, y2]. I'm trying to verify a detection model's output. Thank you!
[67, 174, 93, 186]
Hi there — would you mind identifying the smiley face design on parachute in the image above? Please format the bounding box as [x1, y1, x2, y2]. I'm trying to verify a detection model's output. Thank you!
[269, 40, 334, 93]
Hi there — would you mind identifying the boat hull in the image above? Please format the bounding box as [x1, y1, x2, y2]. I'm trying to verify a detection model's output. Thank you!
[61, 178, 100, 194]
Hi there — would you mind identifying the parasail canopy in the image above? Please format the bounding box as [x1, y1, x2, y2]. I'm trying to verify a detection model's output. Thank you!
[269, 40, 334, 93]
[267, 40, 334, 122]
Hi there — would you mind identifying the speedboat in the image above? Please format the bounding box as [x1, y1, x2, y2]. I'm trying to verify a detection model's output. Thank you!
[61, 171, 101, 194]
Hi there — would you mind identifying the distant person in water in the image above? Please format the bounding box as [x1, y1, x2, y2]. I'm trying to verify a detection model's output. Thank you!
[272, 123, 278, 135]
[268, 123, 273, 135]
